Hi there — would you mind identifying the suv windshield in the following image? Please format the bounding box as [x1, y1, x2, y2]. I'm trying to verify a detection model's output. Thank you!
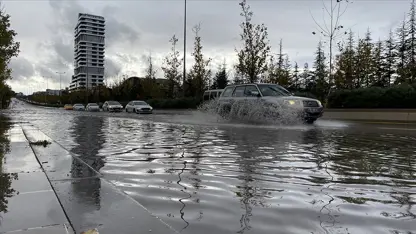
[257, 84, 291, 97]
[134, 101, 147, 105]
[108, 101, 120, 105]
[74, 104, 83, 106]
[88, 103, 98, 106]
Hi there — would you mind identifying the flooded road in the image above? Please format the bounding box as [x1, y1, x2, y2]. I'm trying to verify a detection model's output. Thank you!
[2, 99, 416, 234]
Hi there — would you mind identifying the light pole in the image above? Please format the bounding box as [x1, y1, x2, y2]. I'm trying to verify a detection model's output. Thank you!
[183, 0, 187, 96]
[56, 72, 65, 96]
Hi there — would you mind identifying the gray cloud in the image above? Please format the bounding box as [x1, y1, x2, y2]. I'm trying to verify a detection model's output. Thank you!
[105, 58, 122, 78]
[10, 57, 35, 81]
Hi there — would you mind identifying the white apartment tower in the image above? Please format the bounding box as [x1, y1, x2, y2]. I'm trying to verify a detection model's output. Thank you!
[70, 13, 105, 90]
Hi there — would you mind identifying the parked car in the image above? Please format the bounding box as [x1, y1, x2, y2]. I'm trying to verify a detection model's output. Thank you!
[64, 104, 73, 110]
[102, 101, 123, 112]
[73, 103, 85, 111]
[203, 89, 224, 102]
[125, 100, 153, 114]
[86, 103, 100, 112]
[217, 83, 324, 124]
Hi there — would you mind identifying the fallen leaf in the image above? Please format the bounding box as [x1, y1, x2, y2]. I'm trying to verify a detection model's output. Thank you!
[81, 229, 99, 234]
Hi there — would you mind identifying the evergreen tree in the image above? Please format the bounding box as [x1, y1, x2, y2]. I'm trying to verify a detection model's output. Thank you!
[162, 35, 182, 98]
[212, 61, 228, 89]
[354, 36, 366, 88]
[235, 0, 271, 83]
[187, 24, 212, 97]
[372, 39, 384, 86]
[396, 17, 409, 83]
[334, 30, 355, 89]
[311, 41, 328, 99]
[363, 29, 374, 87]
[382, 29, 396, 86]
[0, 5, 20, 108]
[290, 62, 300, 90]
[300, 62, 311, 89]
[280, 54, 291, 86]
[406, 0, 416, 82]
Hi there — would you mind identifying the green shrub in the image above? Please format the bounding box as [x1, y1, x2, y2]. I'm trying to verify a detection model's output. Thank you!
[328, 84, 416, 108]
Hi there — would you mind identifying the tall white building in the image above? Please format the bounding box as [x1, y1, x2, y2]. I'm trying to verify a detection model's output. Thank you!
[70, 13, 105, 91]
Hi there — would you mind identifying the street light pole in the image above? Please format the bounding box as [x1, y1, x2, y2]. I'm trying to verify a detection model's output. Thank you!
[183, 0, 187, 96]
[56, 72, 65, 96]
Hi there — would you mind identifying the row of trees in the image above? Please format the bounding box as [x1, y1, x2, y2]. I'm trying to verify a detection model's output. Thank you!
[23, 0, 416, 109]
[0, 5, 19, 108]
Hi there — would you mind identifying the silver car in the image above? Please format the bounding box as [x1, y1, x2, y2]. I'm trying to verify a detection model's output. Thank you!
[125, 100, 153, 114]
[86, 103, 100, 112]
[102, 101, 123, 112]
[217, 83, 324, 124]
[73, 103, 85, 111]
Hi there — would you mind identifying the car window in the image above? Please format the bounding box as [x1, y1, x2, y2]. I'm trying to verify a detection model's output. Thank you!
[258, 84, 290, 97]
[232, 86, 245, 97]
[222, 87, 235, 97]
[244, 85, 260, 97]
[108, 101, 120, 105]
[134, 101, 147, 105]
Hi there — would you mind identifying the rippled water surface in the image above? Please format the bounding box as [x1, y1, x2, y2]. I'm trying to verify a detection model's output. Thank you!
[4, 100, 416, 234]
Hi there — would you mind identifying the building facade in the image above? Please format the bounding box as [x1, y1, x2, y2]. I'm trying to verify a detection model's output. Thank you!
[70, 13, 105, 91]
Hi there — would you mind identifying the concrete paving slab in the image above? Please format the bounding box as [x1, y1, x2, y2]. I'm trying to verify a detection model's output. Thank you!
[6, 129, 27, 143]
[29, 143, 100, 181]
[3, 172, 52, 194]
[51, 178, 178, 234]
[2, 224, 73, 234]
[2, 142, 41, 173]
[20, 127, 52, 144]
[0, 190, 69, 233]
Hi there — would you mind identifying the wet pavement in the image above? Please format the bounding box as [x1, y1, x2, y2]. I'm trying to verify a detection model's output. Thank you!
[0, 116, 73, 234]
[1, 99, 416, 234]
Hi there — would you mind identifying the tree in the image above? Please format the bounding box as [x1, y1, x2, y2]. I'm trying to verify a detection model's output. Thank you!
[300, 62, 311, 89]
[142, 53, 158, 99]
[396, 16, 409, 83]
[310, 0, 350, 93]
[0, 5, 20, 108]
[162, 35, 182, 98]
[406, 0, 416, 82]
[334, 30, 355, 89]
[235, 0, 271, 83]
[212, 60, 228, 89]
[290, 62, 300, 90]
[372, 39, 384, 86]
[382, 29, 396, 86]
[187, 24, 212, 97]
[311, 41, 329, 100]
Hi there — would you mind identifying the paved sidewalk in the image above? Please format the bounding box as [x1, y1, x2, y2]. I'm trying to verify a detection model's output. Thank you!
[0, 124, 73, 234]
[19, 124, 178, 234]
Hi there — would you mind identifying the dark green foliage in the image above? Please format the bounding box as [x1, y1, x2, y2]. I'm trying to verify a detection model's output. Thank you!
[328, 84, 416, 108]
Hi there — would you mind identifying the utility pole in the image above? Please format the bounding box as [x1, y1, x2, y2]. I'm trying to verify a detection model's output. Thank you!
[183, 0, 187, 97]
[56, 72, 65, 105]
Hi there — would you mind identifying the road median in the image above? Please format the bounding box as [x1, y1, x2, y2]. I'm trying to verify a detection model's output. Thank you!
[323, 109, 416, 123]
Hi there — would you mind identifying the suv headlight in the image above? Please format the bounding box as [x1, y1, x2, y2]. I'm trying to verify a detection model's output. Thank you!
[283, 100, 303, 107]
[316, 100, 322, 107]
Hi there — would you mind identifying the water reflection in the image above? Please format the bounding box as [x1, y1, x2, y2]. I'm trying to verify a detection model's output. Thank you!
[8, 103, 416, 234]
[69, 116, 105, 209]
[0, 115, 18, 215]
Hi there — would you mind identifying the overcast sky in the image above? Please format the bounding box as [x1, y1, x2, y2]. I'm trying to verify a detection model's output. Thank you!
[4, 0, 410, 94]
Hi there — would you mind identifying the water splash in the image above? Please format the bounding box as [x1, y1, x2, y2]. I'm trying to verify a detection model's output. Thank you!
[197, 99, 305, 125]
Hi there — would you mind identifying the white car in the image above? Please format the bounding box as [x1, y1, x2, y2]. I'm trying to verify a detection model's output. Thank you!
[86, 103, 100, 112]
[73, 103, 85, 111]
[125, 100, 153, 114]
[102, 101, 123, 112]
